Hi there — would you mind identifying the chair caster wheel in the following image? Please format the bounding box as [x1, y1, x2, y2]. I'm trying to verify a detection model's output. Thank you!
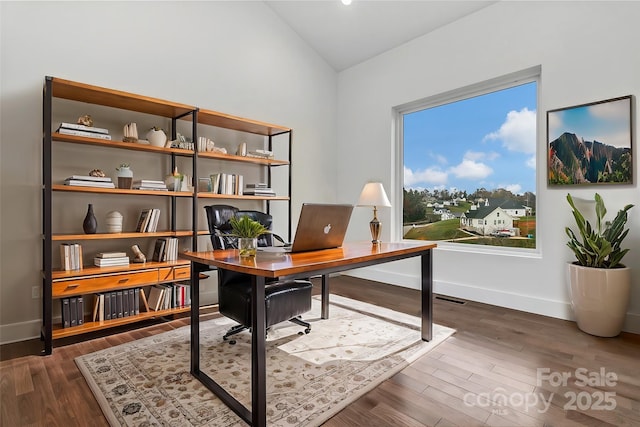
[304, 328, 311, 334]
[229, 340, 236, 345]
[298, 331, 303, 335]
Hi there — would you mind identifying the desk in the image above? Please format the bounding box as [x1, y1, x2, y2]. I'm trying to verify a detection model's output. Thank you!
[183, 241, 436, 427]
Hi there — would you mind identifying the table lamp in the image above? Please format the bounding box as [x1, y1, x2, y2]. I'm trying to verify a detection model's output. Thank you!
[357, 182, 391, 243]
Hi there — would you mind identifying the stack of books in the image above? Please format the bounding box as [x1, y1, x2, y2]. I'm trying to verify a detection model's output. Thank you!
[60, 243, 83, 271]
[91, 288, 141, 321]
[64, 175, 115, 189]
[246, 149, 274, 159]
[94, 252, 130, 267]
[135, 208, 161, 232]
[132, 179, 168, 191]
[210, 173, 244, 195]
[152, 237, 179, 262]
[61, 296, 84, 328]
[244, 183, 276, 197]
[146, 283, 191, 311]
[57, 122, 112, 140]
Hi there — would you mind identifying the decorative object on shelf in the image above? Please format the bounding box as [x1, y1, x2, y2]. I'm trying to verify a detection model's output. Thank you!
[105, 211, 123, 233]
[146, 127, 167, 147]
[77, 114, 93, 127]
[565, 192, 634, 337]
[89, 169, 106, 177]
[116, 163, 133, 189]
[180, 174, 191, 192]
[131, 244, 146, 263]
[357, 182, 392, 244]
[236, 141, 247, 156]
[230, 215, 270, 258]
[165, 166, 183, 191]
[83, 203, 98, 234]
[123, 122, 138, 143]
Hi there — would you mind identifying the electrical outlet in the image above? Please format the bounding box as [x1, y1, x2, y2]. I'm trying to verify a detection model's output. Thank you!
[32, 286, 41, 299]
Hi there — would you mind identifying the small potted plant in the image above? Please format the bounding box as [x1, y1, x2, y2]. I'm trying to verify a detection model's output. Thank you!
[116, 163, 133, 189]
[565, 192, 634, 336]
[229, 215, 269, 258]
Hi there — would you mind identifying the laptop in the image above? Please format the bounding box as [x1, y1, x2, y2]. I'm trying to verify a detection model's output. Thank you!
[261, 203, 354, 253]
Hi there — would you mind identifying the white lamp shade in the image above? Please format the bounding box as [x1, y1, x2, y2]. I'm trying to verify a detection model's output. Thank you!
[357, 182, 391, 207]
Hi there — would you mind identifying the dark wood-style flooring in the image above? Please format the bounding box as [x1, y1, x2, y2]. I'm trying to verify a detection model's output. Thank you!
[1, 276, 639, 426]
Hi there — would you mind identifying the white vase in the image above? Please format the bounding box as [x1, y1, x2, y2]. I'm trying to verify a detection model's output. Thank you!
[105, 211, 123, 233]
[567, 263, 631, 337]
[147, 129, 167, 147]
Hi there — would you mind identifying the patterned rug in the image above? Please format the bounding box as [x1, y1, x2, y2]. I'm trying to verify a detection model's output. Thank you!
[76, 294, 455, 426]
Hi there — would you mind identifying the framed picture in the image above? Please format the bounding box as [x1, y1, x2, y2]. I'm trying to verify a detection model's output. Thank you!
[547, 95, 633, 185]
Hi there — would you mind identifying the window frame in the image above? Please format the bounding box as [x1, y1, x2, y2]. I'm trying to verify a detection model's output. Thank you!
[392, 66, 541, 255]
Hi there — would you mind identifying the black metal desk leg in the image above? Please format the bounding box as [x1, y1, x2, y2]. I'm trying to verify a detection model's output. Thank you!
[251, 275, 267, 427]
[421, 250, 433, 341]
[190, 262, 202, 374]
[321, 274, 329, 319]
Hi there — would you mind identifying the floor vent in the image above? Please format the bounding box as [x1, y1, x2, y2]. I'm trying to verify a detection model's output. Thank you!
[435, 296, 467, 305]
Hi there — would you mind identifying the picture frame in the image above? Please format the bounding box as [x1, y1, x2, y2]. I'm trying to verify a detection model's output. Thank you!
[547, 95, 632, 186]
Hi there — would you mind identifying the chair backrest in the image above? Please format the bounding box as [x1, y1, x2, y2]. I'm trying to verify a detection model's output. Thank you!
[204, 205, 273, 249]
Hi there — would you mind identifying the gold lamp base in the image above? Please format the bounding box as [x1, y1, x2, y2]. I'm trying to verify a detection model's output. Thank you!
[369, 206, 382, 244]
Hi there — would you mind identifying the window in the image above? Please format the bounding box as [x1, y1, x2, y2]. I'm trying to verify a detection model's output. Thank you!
[398, 69, 539, 249]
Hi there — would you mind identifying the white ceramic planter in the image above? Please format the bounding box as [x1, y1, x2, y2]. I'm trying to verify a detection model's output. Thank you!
[147, 129, 167, 147]
[105, 211, 123, 233]
[567, 263, 631, 337]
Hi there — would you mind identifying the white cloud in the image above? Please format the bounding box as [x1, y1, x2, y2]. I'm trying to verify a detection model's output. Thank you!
[448, 159, 493, 180]
[502, 183, 523, 194]
[589, 98, 629, 121]
[483, 108, 537, 154]
[404, 165, 448, 187]
[526, 155, 536, 169]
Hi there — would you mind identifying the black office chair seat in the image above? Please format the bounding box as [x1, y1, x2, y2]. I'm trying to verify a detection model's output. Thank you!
[205, 204, 313, 344]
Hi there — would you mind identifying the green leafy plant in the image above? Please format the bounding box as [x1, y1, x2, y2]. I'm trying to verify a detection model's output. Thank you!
[565, 193, 633, 269]
[116, 163, 130, 170]
[229, 215, 269, 238]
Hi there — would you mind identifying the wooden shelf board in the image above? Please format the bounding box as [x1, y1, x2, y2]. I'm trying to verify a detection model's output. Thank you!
[52, 184, 192, 197]
[196, 193, 289, 201]
[197, 150, 289, 166]
[49, 76, 195, 118]
[195, 108, 290, 136]
[52, 133, 194, 156]
[52, 260, 190, 281]
[52, 306, 191, 339]
[51, 230, 194, 241]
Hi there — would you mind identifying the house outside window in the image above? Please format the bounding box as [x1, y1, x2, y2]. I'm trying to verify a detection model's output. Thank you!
[398, 68, 539, 249]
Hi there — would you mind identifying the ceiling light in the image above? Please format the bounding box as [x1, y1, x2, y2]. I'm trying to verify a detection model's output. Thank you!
[341, 0, 352, 5]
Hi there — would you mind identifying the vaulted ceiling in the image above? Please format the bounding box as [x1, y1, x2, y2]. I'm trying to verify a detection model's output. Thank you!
[265, 1, 497, 71]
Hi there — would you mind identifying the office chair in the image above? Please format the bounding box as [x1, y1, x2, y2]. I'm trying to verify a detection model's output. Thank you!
[204, 205, 312, 344]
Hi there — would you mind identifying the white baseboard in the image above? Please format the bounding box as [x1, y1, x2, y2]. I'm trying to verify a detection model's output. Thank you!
[0, 290, 219, 346]
[343, 268, 640, 335]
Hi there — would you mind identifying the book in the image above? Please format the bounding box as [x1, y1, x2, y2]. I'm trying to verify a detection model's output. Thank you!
[60, 243, 71, 271]
[94, 257, 129, 267]
[122, 289, 129, 317]
[133, 179, 165, 186]
[69, 297, 77, 327]
[61, 298, 70, 328]
[110, 291, 117, 320]
[59, 122, 109, 135]
[56, 127, 112, 140]
[245, 183, 269, 189]
[152, 238, 166, 262]
[135, 209, 151, 232]
[134, 288, 140, 315]
[64, 179, 116, 188]
[77, 296, 84, 326]
[96, 251, 127, 258]
[148, 209, 160, 232]
[66, 175, 113, 182]
[116, 291, 124, 318]
[104, 292, 111, 320]
[139, 288, 150, 312]
[147, 286, 165, 311]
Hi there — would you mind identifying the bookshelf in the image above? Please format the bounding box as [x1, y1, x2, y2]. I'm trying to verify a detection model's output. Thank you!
[42, 76, 292, 354]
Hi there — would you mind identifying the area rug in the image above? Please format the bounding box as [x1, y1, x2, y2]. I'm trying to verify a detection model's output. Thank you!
[76, 294, 455, 426]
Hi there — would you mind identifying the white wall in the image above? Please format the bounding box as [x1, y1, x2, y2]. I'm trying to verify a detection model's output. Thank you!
[0, 1, 337, 343]
[338, 1, 640, 333]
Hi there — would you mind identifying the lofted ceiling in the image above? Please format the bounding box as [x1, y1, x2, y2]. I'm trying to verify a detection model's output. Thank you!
[265, 0, 497, 71]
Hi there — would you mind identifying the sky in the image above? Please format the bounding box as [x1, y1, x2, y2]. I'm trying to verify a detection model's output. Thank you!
[403, 82, 537, 195]
[547, 96, 631, 148]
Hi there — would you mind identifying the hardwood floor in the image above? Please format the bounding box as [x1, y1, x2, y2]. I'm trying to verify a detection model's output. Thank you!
[2, 276, 639, 426]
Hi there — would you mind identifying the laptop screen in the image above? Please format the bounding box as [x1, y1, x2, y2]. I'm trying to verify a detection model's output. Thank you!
[289, 203, 354, 252]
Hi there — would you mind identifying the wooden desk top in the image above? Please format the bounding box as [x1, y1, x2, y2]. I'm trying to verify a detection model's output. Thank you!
[182, 241, 436, 278]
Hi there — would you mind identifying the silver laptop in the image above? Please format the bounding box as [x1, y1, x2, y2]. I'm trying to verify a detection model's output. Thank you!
[261, 203, 354, 253]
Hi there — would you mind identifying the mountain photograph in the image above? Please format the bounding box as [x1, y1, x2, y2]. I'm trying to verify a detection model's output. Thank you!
[548, 132, 631, 184]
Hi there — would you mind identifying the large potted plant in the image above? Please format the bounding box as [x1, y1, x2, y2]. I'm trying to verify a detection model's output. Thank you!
[565, 193, 634, 337]
[229, 215, 269, 258]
